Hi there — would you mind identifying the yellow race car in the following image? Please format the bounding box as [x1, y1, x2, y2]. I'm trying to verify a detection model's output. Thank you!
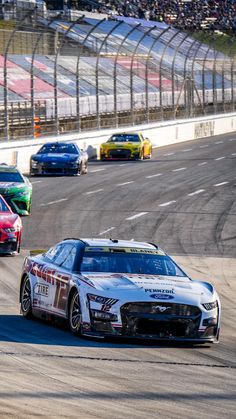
[100, 132, 152, 160]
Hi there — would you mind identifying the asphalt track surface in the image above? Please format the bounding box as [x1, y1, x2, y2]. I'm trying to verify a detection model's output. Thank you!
[0, 132, 236, 418]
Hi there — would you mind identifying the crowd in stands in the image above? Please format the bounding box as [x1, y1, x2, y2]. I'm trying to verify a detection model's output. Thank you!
[79, 0, 236, 31]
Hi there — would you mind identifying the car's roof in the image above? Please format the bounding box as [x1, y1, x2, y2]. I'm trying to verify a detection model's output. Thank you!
[111, 132, 140, 136]
[0, 165, 18, 172]
[43, 141, 76, 146]
[64, 238, 157, 250]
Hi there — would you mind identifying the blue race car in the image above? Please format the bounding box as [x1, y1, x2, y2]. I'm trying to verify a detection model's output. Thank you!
[30, 142, 88, 176]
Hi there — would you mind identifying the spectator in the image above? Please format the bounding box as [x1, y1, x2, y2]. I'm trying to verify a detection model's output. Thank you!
[78, 0, 236, 32]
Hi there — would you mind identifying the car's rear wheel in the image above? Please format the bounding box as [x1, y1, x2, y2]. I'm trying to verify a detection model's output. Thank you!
[20, 275, 33, 318]
[69, 290, 82, 335]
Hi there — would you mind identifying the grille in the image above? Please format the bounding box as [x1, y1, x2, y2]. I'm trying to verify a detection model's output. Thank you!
[120, 302, 201, 338]
[121, 302, 201, 317]
[0, 242, 17, 252]
[137, 319, 187, 337]
[109, 149, 131, 159]
[15, 200, 27, 210]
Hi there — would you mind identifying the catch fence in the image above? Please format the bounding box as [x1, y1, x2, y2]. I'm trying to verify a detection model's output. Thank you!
[0, 7, 235, 140]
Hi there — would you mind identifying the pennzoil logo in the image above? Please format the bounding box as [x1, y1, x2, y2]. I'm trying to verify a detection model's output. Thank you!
[34, 283, 49, 297]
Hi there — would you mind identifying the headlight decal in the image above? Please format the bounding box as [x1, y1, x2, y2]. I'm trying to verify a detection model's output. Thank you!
[202, 301, 218, 310]
[87, 294, 119, 313]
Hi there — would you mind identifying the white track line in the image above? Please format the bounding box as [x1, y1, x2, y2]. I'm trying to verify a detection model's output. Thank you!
[159, 200, 176, 207]
[126, 212, 148, 221]
[232, 153, 236, 156]
[163, 152, 175, 156]
[172, 167, 186, 172]
[90, 168, 106, 173]
[229, 138, 236, 141]
[85, 189, 104, 195]
[116, 181, 134, 186]
[198, 162, 207, 166]
[214, 181, 229, 187]
[215, 141, 223, 144]
[40, 198, 68, 206]
[200, 145, 209, 148]
[183, 148, 192, 152]
[99, 227, 116, 235]
[188, 189, 205, 196]
[145, 173, 163, 179]
[215, 157, 225, 161]
[31, 180, 42, 184]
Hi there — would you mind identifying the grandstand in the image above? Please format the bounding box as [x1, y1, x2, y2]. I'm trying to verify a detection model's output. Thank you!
[0, 6, 235, 139]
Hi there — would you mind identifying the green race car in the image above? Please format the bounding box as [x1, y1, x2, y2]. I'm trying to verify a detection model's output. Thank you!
[0, 165, 32, 216]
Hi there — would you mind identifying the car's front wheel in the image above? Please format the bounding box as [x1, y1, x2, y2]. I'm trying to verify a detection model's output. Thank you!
[78, 161, 88, 175]
[82, 160, 88, 174]
[16, 234, 21, 254]
[20, 275, 33, 318]
[69, 290, 82, 335]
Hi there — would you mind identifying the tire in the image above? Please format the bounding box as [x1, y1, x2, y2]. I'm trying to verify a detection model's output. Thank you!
[68, 290, 82, 335]
[17, 235, 21, 254]
[78, 161, 87, 175]
[82, 160, 88, 174]
[20, 275, 33, 318]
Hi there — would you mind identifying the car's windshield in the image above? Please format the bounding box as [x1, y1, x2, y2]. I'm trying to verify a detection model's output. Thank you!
[0, 197, 9, 212]
[39, 144, 78, 154]
[80, 251, 187, 277]
[0, 171, 24, 183]
[108, 134, 141, 143]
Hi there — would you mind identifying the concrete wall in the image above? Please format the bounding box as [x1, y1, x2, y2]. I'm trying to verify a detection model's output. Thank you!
[0, 112, 235, 173]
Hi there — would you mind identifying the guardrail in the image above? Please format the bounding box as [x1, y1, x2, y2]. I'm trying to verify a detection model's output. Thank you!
[0, 112, 235, 173]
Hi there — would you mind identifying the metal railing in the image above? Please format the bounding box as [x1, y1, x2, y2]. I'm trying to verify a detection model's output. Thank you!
[0, 7, 235, 141]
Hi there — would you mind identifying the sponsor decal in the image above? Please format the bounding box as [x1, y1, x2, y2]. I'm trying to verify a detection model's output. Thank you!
[29, 261, 71, 285]
[101, 304, 112, 312]
[34, 283, 49, 297]
[145, 288, 175, 294]
[150, 293, 175, 300]
[194, 121, 215, 139]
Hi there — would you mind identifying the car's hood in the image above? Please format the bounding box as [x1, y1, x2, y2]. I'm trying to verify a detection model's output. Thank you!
[103, 142, 139, 148]
[81, 273, 214, 304]
[32, 153, 77, 163]
[0, 212, 19, 227]
[0, 182, 27, 194]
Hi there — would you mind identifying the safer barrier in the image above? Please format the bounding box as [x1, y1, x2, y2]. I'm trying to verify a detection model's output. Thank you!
[0, 112, 235, 173]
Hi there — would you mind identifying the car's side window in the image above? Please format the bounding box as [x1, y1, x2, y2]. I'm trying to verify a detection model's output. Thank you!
[61, 245, 77, 270]
[53, 244, 70, 266]
[45, 244, 63, 262]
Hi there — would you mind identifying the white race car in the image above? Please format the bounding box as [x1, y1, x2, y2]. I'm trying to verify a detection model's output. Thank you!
[20, 238, 221, 343]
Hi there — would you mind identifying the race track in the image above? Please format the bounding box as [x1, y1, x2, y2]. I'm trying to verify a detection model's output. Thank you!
[0, 132, 236, 418]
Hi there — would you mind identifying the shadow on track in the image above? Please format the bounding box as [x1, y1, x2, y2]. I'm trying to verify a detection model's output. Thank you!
[0, 314, 210, 349]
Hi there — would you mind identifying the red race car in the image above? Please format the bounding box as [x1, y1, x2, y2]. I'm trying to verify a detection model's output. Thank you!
[0, 194, 22, 255]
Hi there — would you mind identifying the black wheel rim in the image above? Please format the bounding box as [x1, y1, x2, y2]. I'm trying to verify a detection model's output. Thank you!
[22, 278, 31, 312]
[70, 293, 81, 330]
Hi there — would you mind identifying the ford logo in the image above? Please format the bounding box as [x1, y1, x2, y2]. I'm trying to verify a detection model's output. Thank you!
[150, 294, 174, 300]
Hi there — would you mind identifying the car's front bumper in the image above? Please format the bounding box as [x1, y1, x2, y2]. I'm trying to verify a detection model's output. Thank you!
[3, 194, 31, 215]
[31, 162, 78, 175]
[0, 239, 18, 254]
[101, 149, 140, 160]
[83, 301, 219, 343]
